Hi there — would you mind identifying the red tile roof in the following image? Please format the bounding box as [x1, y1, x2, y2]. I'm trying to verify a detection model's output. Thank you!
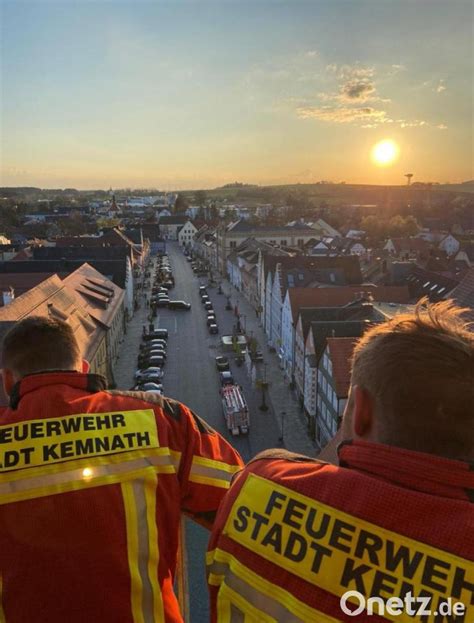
[288, 285, 411, 323]
[326, 337, 359, 398]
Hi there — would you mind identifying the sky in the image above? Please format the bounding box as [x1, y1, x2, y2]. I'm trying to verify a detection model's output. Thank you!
[0, 0, 472, 190]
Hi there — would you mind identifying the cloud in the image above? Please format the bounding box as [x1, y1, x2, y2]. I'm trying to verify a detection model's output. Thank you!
[436, 123, 448, 130]
[296, 106, 388, 124]
[436, 80, 446, 93]
[326, 63, 375, 80]
[339, 79, 377, 102]
[305, 50, 318, 58]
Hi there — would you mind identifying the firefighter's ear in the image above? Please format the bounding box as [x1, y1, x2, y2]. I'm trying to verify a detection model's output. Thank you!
[82, 359, 90, 373]
[1, 368, 15, 397]
[352, 385, 374, 438]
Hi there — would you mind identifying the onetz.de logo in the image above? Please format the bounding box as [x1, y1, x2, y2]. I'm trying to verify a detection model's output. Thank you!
[340, 590, 466, 618]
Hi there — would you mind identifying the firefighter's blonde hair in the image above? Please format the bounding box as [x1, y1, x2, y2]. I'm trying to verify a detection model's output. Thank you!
[351, 299, 474, 460]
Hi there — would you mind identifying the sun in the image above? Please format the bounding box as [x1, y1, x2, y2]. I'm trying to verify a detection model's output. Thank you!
[371, 139, 399, 166]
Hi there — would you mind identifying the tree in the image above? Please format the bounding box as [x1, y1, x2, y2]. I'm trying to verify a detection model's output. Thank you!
[174, 194, 188, 213]
[194, 190, 207, 207]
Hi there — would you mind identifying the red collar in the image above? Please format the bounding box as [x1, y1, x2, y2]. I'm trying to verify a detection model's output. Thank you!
[9, 372, 107, 410]
[338, 440, 474, 502]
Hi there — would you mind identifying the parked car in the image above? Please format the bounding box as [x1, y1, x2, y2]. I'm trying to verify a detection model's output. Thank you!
[140, 339, 167, 351]
[155, 298, 170, 307]
[207, 315, 217, 326]
[139, 355, 165, 368]
[138, 352, 166, 366]
[209, 323, 219, 334]
[144, 329, 168, 340]
[134, 382, 163, 393]
[204, 302, 213, 311]
[250, 350, 264, 362]
[135, 367, 164, 381]
[215, 356, 230, 372]
[201, 294, 209, 303]
[219, 371, 234, 386]
[168, 300, 191, 310]
[199, 285, 207, 294]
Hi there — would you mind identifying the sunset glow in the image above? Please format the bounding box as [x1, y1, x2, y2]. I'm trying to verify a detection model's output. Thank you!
[371, 140, 399, 167]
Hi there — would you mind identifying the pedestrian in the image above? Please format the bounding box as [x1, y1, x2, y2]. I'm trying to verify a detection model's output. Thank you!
[207, 301, 474, 622]
[0, 316, 243, 622]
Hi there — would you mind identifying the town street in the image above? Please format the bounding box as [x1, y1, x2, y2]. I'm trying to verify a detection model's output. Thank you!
[115, 241, 284, 621]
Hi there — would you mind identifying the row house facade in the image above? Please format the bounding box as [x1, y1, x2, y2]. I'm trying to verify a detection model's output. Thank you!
[313, 338, 359, 448]
[303, 320, 370, 440]
[288, 285, 410, 393]
[216, 220, 315, 274]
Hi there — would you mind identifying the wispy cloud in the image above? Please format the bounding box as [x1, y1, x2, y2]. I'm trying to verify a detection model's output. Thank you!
[296, 62, 447, 130]
[297, 106, 388, 124]
[436, 80, 446, 93]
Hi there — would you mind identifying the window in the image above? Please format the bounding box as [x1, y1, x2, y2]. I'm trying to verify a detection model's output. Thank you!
[423, 281, 430, 288]
[229, 241, 237, 249]
[323, 377, 328, 393]
[297, 239, 304, 247]
[328, 358, 332, 375]
[330, 272, 336, 283]
[281, 240, 288, 246]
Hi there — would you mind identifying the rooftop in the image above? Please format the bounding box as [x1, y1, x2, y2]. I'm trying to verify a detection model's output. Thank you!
[326, 337, 359, 398]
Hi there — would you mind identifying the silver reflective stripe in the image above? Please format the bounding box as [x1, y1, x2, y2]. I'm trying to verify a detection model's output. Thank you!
[190, 464, 235, 483]
[208, 559, 306, 623]
[0, 454, 175, 496]
[131, 480, 155, 623]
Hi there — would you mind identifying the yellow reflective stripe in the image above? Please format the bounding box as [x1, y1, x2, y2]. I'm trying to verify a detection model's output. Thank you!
[208, 548, 340, 623]
[0, 454, 177, 505]
[0, 446, 172, 484]
[144, 474, 164, 622]
[188, 474, 231, 489]
[189, 456, 240, 489]
[122, 481, 145, 623]
[192, 455, 242, 474]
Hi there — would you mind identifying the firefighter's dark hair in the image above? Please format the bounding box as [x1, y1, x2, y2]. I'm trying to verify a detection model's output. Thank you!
[2, 316, 81, 377]
[351, 299, 474, 460]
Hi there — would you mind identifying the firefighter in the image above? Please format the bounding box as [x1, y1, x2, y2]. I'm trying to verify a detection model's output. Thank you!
[0, 316, 243, 622]
[207, 301, 474, 622]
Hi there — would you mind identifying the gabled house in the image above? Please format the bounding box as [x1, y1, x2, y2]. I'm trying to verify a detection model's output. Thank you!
[294, 300, 375, 400]
[438, 234, 460, 257]
[178, 220, 198, 249]
[62, 263, 125, 384]
[313, 337, 359, 448]
[158, 215, 190, 240]
[304, 321, 371, 441]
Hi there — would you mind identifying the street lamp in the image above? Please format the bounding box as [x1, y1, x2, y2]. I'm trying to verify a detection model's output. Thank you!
[259, 363, 269, 411]
[279, 411, 286, 443]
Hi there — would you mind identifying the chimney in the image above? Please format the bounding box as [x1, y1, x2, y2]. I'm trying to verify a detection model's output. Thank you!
[2, 287, 14, 306]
